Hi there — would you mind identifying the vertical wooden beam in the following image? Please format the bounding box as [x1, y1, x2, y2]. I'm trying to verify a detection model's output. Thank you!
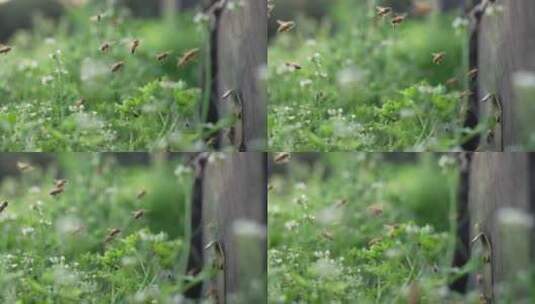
[476, 0, 535, 150]
[205, 0, 267, 151]
[202, 152, 267, 302]
[467, 152, 534, 301]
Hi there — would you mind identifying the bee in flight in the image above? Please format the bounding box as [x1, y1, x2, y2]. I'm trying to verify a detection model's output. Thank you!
[90, 14, 103, 22]
[481, 93, 494, 103]
[137, 189, 147, 199]
[467, 68, 478, 79]
[0, 201, 8, 214]
[335, 199, 348, 208]
[178, 48, 199, 68]
[111, 61, 125, 73]
[391, 14, 407, 27]
[104, 228, 121, 243]
[75, 98, 85, 107]
[17, 161, 33, 172]
[277, 20, 295, 33]
[205, 241, 225, 270]
[156, 51, 170, 62]
[285, 62, 302, 70]
[432, 52, 446, 65]
[273, 152, 290, 164]
[100, 42, 110, 53]
[321, 230, 334, 241]
[0, 45, 12, 55]
[50, 179, 67, 196]
[130, 39, 140, 54]
[133, 209, 145, 220]
[446, 77, 459, 87]
[376, 6, 392, 18]
[221, 89, 235, 101]
[55, 179, 67, 188]
[49, 187, 64, 196]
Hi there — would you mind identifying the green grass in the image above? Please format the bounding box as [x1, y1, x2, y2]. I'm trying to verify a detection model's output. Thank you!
[0, 154, 214, 303]
[268, 153, 486, 303]
[0, 4, 224, 151]
[268, 1, 487, 151]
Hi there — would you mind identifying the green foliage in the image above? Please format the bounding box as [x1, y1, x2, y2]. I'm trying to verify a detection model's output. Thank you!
[268, 154, 482, 303]
[0, 154, 211, 303]
[268, 2, 480, 151]
[0, 5, 215, 151]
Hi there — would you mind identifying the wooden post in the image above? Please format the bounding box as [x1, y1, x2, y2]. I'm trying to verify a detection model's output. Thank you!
[473, 0, 535, 151]
[466, 152, 535, 301]
[187, 152, 267, 302]
[204, 0, 267, 151]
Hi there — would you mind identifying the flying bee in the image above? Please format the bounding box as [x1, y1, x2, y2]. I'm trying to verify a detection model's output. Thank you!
[335, 199, 348, 208]
[130, 39, 140, 54]
[221, 89, 234, 100]
[133, 209, 145, 220]
[268, 184, 275, 191]
[72, 224, 85, 235]
[17, 161, 33, 172]
[367, 203, 384, 216]
[273, 152, 290, 164]
[89, 14, 104, 22]
[267, 0, 275, 18]
[177, 48, 199, 68]
[321, 230, 334, 241]
[276, 20, 295, 33]
[137, 189, 147, 199]
[205, 241, 225, 270]
[0, 201, 8, 214]
[376, 6, 392, 17]
[481, 93, 494, 103]
[100, 42, 110, 53]
[467, 68, 478, 79]
[104, 228, 121, 243]
[75, 98, 85, 107]
[445, 77, 458, 87]
[156, 51, 170, 62]
[385, 224, 399, 237]
[471, 232, 492, 264]
[206, 135, 217, 147]
[49, 187, 64, 196]
[90, 14, 102, 22]
[0, 45, 12, 55]
[368, 237, 382, 246]
[285, 62, 302, 70]
[391, 14, 407, 27]
[111, 61, 125, 73]
[55, 179, 67, 188]
[432, 52, 446, 65]
[206, 287, 220, 303]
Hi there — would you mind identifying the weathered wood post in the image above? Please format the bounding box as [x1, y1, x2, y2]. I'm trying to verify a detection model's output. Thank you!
[203, 0, 267, 151]
[461, 152, 535, 301]
[470, 0, 535, 151]
[186, 152, 267, 302]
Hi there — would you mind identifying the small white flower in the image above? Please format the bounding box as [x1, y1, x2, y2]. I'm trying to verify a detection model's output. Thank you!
[41, 75, 55, 85]
[299, 79, 312, 87]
